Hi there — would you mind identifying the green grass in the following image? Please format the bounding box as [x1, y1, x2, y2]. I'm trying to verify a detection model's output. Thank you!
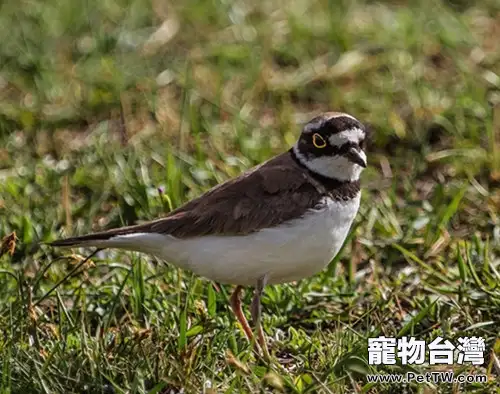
[1, 0, 500, 392]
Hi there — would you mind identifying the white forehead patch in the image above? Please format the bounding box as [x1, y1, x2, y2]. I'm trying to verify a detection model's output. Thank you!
[328, 127, 365, 147]
[303, 118, 324, 134]
[326, 113, 357, 121]
[303, 113, 357, 134]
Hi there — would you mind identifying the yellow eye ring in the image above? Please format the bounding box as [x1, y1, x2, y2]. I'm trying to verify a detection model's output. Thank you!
[312, 133, 327, 148]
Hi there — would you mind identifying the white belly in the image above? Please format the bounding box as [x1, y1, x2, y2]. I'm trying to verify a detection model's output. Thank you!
[108, 195, 360, 286]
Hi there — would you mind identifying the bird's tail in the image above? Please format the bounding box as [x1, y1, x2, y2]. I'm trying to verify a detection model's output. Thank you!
[50, 221, 172, 261]
[51, 233, 115, 248]
[51, 222, 153, 249]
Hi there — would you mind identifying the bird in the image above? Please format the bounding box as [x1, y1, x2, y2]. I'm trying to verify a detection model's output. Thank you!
[51, 111, 367, 357]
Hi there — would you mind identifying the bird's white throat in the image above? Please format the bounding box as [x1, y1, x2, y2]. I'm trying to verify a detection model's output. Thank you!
[292, 144, 365, 182]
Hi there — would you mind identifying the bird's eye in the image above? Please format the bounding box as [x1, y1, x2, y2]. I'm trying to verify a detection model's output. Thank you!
[312, 133, 327, 148]
[359, 139, 365, 149]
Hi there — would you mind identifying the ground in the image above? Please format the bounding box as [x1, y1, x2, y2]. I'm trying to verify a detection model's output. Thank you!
[0, 0, 499, 393]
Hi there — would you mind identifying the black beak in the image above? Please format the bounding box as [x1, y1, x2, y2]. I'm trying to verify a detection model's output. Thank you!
[346, 147, 367, 168]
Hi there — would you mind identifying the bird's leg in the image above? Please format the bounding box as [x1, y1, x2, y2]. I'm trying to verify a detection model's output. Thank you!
[229, 285, 253, 341]
[251, 274, 269, 357]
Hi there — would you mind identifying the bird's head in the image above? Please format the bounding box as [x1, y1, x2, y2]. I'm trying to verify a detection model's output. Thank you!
[293, 112, 367, 182]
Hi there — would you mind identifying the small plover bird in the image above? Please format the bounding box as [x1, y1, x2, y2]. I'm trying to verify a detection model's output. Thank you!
[52, 112, 367, 355]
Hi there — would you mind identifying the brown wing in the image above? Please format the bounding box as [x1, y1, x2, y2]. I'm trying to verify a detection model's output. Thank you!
[148, 153, 325, 237]
[51, 152, 326, 246]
